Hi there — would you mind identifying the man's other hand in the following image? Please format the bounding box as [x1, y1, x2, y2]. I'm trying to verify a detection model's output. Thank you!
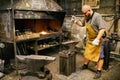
[92, 39, 100, 46]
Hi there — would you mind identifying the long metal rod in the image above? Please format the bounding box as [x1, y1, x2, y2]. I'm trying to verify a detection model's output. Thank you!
[11, 0, 18, 74]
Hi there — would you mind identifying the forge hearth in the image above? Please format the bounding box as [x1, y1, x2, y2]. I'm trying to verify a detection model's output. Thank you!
[0, 0, 66, 75]
[0, 0, 66, 42]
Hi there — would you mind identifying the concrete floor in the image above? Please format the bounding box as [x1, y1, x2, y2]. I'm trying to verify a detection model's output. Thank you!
[1, 48, 120, 80]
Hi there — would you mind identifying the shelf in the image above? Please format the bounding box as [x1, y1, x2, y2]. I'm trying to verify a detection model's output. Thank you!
[16, 33, 40, 42]
[16, 32, 62, 42]
[16, 37, 39, 42]
[28, 40, 79, 52]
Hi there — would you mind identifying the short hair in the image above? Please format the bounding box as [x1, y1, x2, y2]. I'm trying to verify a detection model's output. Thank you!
[82, 5, 91, 12]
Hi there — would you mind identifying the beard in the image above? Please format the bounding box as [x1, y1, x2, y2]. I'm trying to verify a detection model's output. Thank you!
[85, 14, 91, 21]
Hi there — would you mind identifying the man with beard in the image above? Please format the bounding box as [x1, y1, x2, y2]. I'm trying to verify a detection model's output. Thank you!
[71, 5, 107, 79]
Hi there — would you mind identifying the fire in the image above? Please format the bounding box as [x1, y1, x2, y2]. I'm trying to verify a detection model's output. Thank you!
[39, 31, 48, 35]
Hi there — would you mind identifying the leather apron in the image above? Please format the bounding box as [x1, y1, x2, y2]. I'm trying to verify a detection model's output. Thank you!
[84, 24, 103, 62]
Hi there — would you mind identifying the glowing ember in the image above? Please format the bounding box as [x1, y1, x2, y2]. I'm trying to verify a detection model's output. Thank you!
[40, 31, 48, 35]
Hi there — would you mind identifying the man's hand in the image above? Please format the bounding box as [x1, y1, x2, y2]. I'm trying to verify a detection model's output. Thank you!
[71, 15, 77, 23]
[92, 38, 100, 46]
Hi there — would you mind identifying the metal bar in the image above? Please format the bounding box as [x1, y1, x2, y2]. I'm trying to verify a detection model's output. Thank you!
[34, 40, 38, 55]
[11, 0, 19, 74]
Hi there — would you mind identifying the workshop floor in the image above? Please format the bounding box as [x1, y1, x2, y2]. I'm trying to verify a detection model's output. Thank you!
[1, 48, 120, 80]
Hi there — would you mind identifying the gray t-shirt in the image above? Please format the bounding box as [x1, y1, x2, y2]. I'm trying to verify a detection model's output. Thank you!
[87, 12, 107, 33]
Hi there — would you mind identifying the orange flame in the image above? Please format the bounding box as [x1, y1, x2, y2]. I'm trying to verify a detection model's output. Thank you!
[39, 31, 48, 35]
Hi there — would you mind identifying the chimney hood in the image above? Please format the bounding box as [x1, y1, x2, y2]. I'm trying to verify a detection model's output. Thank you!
[0, 0, 66, 26]
[0, 0, 63, 11]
